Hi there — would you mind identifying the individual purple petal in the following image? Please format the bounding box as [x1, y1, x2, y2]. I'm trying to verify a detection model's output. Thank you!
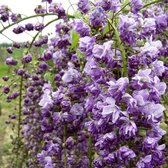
[136, 155, 152, 168]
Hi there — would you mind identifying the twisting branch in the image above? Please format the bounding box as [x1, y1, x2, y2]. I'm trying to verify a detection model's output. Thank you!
[68, 0, 76, 12]
[0, 32, 16, 42]
[0, 13, 74, 34]
[26, 18, 58, 54]
[0, 20, 5, 28]
[113, 2, 130, 17]
[141, 0, 164, 10]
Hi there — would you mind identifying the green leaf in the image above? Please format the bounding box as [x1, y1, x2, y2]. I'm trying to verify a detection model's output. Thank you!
[44, 72, 51, 81]
[76, 50, 85, 72]
[139, 127, 148, 136]
[70, 30, 80, 50]
[102, 24, 110, 35]
[76, 50, 84, 60]
[73, 10, 83, 19]
[47, 60, 54, 67]
[44, 71, 55, 86]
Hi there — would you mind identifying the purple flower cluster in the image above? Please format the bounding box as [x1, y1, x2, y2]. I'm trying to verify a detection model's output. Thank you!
[0, 5, 22, 23]
[1, 0, 168, 167]
[77, 0, 90, 14]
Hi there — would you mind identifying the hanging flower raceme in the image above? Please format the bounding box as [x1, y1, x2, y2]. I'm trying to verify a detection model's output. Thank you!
[0, 0, 168, 167]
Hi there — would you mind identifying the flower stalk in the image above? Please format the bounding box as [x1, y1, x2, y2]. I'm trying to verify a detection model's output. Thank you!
[107, 19, 128, 77]
[88, 134, 93, 168]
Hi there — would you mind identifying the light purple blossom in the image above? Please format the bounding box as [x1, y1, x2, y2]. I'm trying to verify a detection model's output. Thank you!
[102, 97, 120, 123]
[89, 7, 107, 27]
[136, 155, 152, 168]
[39, 83, 53, 109]
[107, 77, 129, 102]
[141, 38, 162, 56]
[78, 0, 90, 14]
[151, 60, 165, 76]
[62, 68, 81, 83]
[119, 117, 138, 138]
[119, 15, 138, 45]
[130, 0, 143, 13]
[73, 19, 90, 37]
[92, 41, 113, 61]
[79, 36, 95, 57]
[140, 102, 165, 123]
[117, 146, 136, 165]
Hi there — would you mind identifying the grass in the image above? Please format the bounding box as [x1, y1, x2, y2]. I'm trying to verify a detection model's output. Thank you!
[0, 47, 23, 167]
[0, 87, 14, 167]
[0, 65, 12, 167]
[0, 108, 13, 167]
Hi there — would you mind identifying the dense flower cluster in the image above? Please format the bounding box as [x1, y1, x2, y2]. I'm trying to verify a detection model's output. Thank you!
[0, 0, 168, 168]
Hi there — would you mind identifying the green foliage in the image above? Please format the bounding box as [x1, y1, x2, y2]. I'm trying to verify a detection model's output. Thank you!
[69, 30, 80, 51]
[102, 24, 110, 36]
[76, 50, 85, 72]
[0, 43, 12, 48]
[73, 10, 83, 19]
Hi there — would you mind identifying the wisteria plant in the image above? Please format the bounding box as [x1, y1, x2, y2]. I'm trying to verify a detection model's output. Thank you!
[0, 0, 168, 167]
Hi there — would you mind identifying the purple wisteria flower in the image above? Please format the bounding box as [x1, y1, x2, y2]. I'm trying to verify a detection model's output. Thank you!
[92, 41, 113, 62]
[107, 77, 129, 102]
[39, 83, 53, 109]
[13, 26, 25, 34]
[6, 57, 18, 65]
[143, 136, 158, 150]
[0, 5, 10, 22]
[2, 76, 9, 81]
[136, 155, 152, 168]
[49, 3, 66, 18]
[132, 69, 153, 87]
[132, 89, 149, 106]
[89, 7, 107, 27]
[151, 60, 165, 76]
[130, 0, 143, 13]
[96, 0, 113, 11]
[34, 5, 46, 14]
[77, 0, 90, 14]
[84, 58, 103, 80]
[119, 15, 138, 45]
[119, 117, 138, 138]
[73, 19, 90, 37]
[139, 102, 165, 123]
[79, 36, 95, 57]
[3, 0, 167, 167]
[35, 23, 44, 31]
[156, 14, 168, 31]
[96, 0, 121, 12]
[141, 38, 162, 55]
[22, 54, 32, 64]
[62, 67, 81, 84]
[117, 146, 136, 165]
[10, 13, 21, 22]
[3, 86, 10, 94]
[25, 23, 34, 31]
[141, 18, 156, 36]
[42, 0, 52, 3]
[102, 97, 120, 123]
